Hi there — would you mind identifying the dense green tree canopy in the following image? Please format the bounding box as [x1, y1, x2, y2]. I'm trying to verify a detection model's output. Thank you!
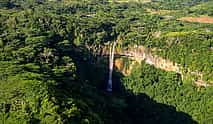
[0, 0, 212, 123]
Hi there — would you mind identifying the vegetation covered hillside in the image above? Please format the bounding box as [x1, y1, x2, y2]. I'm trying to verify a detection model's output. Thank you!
[0, 0, 212, 124]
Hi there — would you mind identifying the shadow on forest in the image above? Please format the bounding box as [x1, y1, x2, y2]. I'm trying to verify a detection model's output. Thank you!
[47, 46, 198, 124]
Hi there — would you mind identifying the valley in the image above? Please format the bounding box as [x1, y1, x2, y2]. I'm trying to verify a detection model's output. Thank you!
[0, 0, 212, 124]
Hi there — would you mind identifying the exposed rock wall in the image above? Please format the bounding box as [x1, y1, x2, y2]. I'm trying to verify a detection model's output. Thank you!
[116, 45, 181, 74]
[102, 45, 212, 87]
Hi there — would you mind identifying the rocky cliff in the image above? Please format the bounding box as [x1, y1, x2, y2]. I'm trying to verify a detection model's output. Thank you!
[101, 44, 212, 87]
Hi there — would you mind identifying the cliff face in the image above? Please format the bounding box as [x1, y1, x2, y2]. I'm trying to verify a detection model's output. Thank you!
[102, 45, 212, 87]
[114, 58, 138, 75]
[113, 45, 181, 75]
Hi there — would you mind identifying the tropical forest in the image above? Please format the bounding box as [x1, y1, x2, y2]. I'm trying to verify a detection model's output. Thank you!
[0, 0, 213, 124]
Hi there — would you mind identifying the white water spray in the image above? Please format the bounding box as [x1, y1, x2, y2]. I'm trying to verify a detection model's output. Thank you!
[106, 41, 116, 92]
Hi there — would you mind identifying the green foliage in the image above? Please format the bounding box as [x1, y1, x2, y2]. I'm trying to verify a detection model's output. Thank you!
[0, 0, 212, 124]
[145, 0, 210, 10]
[122, 61, 213, 123]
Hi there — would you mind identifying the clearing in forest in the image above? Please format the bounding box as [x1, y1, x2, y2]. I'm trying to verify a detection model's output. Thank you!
[108, 0, 151, 3]
[177, 16, 213, 24]
[146, 8, 174, 15]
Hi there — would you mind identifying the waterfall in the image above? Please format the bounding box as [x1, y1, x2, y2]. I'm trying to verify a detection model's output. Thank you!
[106, 41, 116, 92]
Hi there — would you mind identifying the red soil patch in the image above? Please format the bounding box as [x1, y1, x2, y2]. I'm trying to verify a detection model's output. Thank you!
[177, 16, 213, 24]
